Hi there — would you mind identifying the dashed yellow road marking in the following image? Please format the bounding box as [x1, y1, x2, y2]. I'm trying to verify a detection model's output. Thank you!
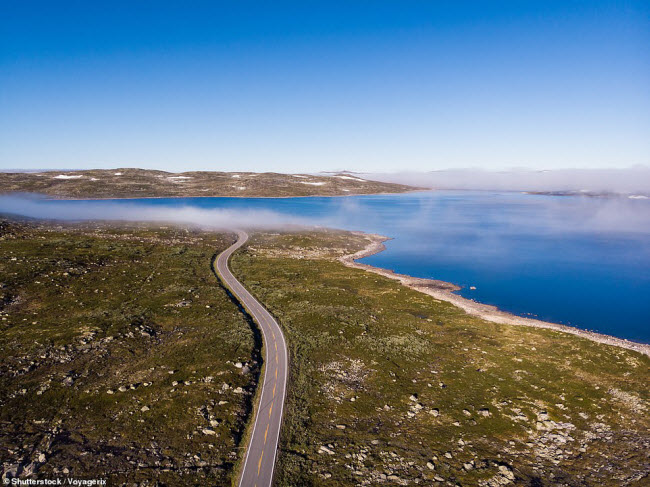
[264, 424, 269, 443]
[258, 451, 263, 475]
[275, 355, 278, 364]
[269, 403, 273, 418]
[275, 368, 278, 379]
[273, 382, 276, 397]
[274, 342, 277, 351]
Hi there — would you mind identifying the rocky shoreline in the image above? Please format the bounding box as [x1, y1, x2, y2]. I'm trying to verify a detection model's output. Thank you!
[339, 232, 650, 357]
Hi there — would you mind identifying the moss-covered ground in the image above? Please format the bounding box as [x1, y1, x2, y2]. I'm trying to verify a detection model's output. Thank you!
[232, 231, 649, 487]
[0, 220, 258, 485]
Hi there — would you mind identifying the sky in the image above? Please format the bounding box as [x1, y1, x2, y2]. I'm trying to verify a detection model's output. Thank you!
[1, 1, 649, 173]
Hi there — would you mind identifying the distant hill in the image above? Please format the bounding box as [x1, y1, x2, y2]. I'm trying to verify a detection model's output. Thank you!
[0, 168, 419, 199]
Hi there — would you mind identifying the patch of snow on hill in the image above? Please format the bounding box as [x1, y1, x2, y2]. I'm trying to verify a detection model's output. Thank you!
[53, 175, 83, 179]
[334, 175, 365, 181]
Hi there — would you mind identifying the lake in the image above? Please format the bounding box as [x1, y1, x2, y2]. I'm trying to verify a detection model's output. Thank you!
[2, 191, 649, 343]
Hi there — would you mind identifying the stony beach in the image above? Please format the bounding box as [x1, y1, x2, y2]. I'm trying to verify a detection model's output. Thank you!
[340, 232, 650, 357]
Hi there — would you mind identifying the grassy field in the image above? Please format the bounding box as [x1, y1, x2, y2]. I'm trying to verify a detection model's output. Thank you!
[232, 231, 650, 487]
[0, 169, 416, 199]
[0, 220, 258, 485]
[2, 221, 648, 486]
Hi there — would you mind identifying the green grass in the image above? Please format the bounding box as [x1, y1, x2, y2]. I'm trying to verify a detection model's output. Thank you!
[0, 220, 257, 485]
[232, 231, 650, 487]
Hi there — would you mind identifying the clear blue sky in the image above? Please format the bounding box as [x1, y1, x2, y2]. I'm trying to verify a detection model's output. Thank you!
[1, 1, 648, 172]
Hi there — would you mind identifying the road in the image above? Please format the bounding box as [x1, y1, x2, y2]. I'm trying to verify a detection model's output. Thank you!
[214, 230, 288, 487]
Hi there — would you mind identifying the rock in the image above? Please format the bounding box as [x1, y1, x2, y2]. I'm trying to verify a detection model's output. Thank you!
[371, 439, 380, 445]
[463, 409, 471, 416]
[463, 462, 474, 471]
[318, 445, 335, 455]
[141, 406, 150, 412]
[409, 394, 418, 402]
[335, 424, 346, 430]
[233, 387, 244, 394]
[444, 452, 452, 459]
[498, 465, 515, 480]
[2, 463, 22, 479]
[106, 389, 114, 394]
[118, 386, 128, 392]
[202, 428, 216, 436]
[234, 362, 243, 368]
[429, 408, 440, 417]
[426, 461, 435, 470]
[478, 408, 491, 417]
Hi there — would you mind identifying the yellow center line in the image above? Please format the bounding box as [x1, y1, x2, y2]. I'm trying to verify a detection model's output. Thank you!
[269, 403, 273, 418]
[275, 355, 278, 364]
[264, 424, 269, 443]
[274, 342, 277, 351]
[275, 368, 278, 379]
[273, 382, 276, 397]
[258, 451, 264, 475]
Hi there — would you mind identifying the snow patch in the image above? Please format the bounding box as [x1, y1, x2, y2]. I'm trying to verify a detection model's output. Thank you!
[334, 175, 365, 181]
[629, 195, 649, 200]
[53, 175, 83, 180]
[231, 174, 241, 178]
[114, 172, 123, 176]
[292, 174, 308, 178]
[300, 181, 327, 186]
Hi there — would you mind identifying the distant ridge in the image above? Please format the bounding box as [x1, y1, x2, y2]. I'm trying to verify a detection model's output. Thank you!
[0, 168, 419, 199]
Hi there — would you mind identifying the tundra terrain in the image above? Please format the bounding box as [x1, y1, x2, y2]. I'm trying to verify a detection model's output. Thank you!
[0, 169, 416, 199]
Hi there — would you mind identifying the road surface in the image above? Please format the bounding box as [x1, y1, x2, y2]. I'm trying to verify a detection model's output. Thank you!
[214, 230, 288, 487]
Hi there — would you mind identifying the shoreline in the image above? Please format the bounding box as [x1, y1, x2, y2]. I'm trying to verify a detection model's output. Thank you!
[11, 188, 425, 201]
[0, 187, 427, 202]
[339, 232, 650, 357]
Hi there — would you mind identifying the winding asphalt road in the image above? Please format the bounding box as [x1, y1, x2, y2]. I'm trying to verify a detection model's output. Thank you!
[215, 230, 288, 487]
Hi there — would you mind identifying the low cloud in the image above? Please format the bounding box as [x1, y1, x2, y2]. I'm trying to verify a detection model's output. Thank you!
[0, 194, 311, 230]
[361, 167, 650, 194]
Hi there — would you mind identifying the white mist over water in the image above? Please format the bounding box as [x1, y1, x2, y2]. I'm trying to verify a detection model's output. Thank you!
[0, 194, 312, 230]
[360, 167, 650, 195]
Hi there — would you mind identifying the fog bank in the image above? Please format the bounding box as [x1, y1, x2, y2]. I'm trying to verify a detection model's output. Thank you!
[0, 195, 310, 230]
[360, 167, 650, 195]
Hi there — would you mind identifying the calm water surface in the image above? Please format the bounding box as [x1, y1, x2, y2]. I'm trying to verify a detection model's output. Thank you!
[3, 191, 649, 342]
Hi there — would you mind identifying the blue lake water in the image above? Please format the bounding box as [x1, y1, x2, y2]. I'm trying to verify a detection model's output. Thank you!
[2, 191, 649, 343]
